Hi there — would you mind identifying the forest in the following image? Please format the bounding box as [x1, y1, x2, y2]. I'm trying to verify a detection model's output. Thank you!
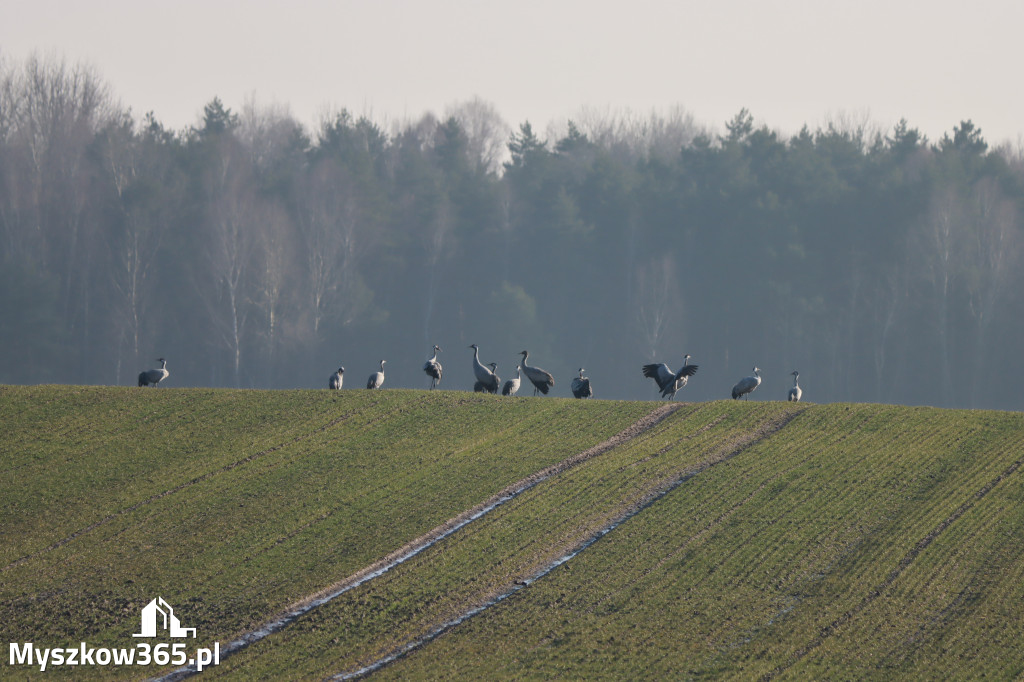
[1, 54, 1022, 408]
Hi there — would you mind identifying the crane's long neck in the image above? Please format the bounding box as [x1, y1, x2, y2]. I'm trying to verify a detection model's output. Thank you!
[793, 374, 800, 387]
[160, 359, 167, 369]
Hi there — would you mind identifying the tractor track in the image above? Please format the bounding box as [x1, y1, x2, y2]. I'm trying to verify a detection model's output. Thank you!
[760, 456, 1023, 680]
[324, 405, 806, 680]
[153, 402, 687, 681]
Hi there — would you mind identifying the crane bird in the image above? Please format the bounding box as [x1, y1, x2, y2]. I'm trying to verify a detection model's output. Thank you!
[642, 354, 698, 400]
[519, 350, 555, 396]
[423, 345, 443, 389]
[469, 344, 500, 394]
[366, 360, 386, 389]
[788, 370, 802, 402]
[328, 367, 345, 390]
[502, 366, 521, 396]
[571, 368, 593, 399]
[138, 358, 169, 387]
[732, 366, 762, 400]
[474, 362, 501, 393]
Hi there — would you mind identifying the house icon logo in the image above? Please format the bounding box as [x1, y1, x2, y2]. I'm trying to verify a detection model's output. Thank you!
[133, 597, 196, 638]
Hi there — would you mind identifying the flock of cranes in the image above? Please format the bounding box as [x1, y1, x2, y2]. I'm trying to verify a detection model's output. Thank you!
[136, 352, 804, 402]
[347, 346, 802, 402]
[467, 346, 556, 397]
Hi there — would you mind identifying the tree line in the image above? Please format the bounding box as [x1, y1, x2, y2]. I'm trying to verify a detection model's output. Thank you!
[1, 54, 1022, 408]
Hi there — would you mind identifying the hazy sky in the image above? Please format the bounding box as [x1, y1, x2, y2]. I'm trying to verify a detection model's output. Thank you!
[3, 0, 1022, 146]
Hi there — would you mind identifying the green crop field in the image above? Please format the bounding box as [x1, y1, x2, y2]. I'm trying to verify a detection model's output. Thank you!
[2, 385, 1022, 680]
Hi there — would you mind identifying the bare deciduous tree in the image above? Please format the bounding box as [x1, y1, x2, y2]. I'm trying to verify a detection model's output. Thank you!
[197, 153, 257, 387]
[296, 160, 374, 337]
[251, 201, 294, 380]
[634, 253, 682, 359]
[0, 54, 116, 382]
[238, 93, 305, 176]
[914, 186, 963, 406]
[568, 105, 702, 161]
[422, 194, 453, 343]
[100, 114, 164, 376]
[963, 177, 1019, 405]
[446, 97, 509, 175]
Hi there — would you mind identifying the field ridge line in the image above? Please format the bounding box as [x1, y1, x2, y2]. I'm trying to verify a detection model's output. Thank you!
[153, 402, 683, 681]
[2, 399, 402, 573]
[329, 404, 805, 680]
[761, 455, 1023, 681]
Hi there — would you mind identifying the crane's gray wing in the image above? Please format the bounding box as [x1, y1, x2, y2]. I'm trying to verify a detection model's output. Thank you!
[523, 366, 554, 393]
[642, 363, 675, 389]
[732, 375, 758, 397]
[674, 364, 698, 380]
